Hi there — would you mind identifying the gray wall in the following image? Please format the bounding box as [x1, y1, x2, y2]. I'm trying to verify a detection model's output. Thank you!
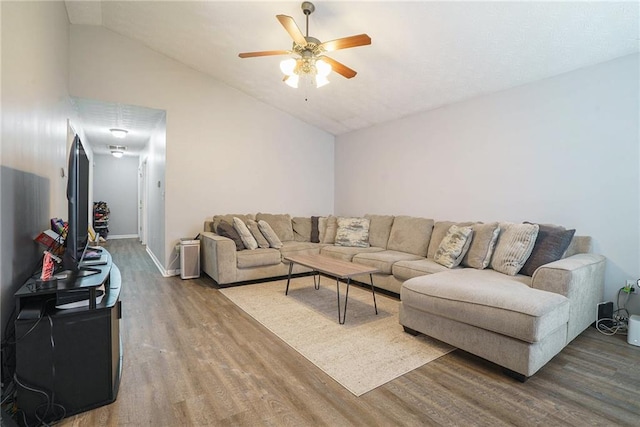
[335, 54, 640, 311]
[93, 154, 140, 237]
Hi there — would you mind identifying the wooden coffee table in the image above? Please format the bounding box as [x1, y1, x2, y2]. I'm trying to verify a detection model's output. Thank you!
[284, 254, 379, 324]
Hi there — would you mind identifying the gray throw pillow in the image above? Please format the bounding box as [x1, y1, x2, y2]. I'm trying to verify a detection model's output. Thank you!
[246, 219, 270, 248]
[258, 220, 283, 249]
[519, 223, 575, 276]
[461, 222, 500, 269]
[310, 216, 320, 243]
[216, 220, 245, 251]
[434, 225, 474, 268]
[490, 223, 539, 276]
[233, 217, 258, 250]
[334, 217, 370, 248]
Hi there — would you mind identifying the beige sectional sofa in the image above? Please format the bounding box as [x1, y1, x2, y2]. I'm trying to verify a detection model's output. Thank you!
[200, 213, 605, 380]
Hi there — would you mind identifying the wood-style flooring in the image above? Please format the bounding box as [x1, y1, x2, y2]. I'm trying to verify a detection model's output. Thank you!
[59, 239, 640, 426]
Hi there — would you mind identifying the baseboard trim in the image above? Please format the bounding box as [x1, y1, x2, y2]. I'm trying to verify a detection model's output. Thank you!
[146, 246, 173, 277]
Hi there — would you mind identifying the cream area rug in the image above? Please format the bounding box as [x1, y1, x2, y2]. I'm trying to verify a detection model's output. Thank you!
[219, 276, 454, 396]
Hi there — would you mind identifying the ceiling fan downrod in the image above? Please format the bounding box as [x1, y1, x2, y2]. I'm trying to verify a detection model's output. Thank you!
[301, 1, 315, 38]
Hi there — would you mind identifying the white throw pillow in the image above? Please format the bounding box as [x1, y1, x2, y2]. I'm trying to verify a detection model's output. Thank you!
[233, 217, 258, 250]
[490, 222, 539, 275]
[258, 220, 283, 249]
[433, 225, 474, 268]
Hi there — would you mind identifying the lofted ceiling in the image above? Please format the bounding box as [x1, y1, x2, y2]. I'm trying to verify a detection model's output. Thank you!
[65, 1, 639, 138]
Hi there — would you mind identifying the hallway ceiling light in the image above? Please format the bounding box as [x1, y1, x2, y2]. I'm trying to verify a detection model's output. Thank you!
[109, 145, 127, 158]
[110, 128, 128, 138]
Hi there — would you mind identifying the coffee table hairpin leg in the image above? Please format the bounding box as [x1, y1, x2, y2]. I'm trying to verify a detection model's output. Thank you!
[285, 264, 321, 295]
[337, 274, 379, 324]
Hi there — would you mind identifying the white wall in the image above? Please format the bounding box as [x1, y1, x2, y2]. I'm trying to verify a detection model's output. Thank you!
[0, 1, 70, 335]
[69, 25, 335, 273]
[335, 54, 640, 311]
[93, 154, 140, 237]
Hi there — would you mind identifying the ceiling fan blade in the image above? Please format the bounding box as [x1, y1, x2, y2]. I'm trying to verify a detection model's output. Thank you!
[321, 56, 357, 79]
[276, 14, 307, 47]
[238, 50, 290, 58]
[320, 34, 371, 52]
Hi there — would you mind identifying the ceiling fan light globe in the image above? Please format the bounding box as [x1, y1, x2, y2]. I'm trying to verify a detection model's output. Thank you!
[280, 58, 297, 76]
[315, 75, 330, 88]
[111, 150, 124, 158]
[284, 74, 299, 88]
[316, 59, 332, 77]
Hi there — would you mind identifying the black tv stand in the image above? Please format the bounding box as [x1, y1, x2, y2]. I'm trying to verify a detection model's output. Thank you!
[14, 249, 122, 425]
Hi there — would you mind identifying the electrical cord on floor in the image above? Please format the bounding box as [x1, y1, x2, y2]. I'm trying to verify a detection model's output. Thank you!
[595, 318, 628, 336]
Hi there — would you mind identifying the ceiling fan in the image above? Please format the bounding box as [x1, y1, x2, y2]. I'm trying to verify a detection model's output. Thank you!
[238, 1, 371, 88]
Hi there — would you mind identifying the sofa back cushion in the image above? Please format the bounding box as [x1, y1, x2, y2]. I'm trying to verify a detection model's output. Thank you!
[319, 216, 338, 244]
[256, 213, 294, 242]
[292, 217, 312, 242]
[387, 216, 434, 257]
[365, 214, 395, 248]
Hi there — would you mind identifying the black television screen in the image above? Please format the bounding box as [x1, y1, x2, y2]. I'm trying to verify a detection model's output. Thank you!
[63, 135, 90, 272]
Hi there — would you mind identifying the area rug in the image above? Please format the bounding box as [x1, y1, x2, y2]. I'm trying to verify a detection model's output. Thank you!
[219, 276, 454, 396]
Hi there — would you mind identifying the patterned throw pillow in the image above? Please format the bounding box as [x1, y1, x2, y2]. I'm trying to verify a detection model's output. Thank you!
[461, 222, 500, 269]
[433, 225, 474, 268]
[490, 223, 539, 276]
[233, 217, 258, 250]
[334, 217, 371, 248]
[246, 219, 270, 248]
[216, 220, 245, 251]
[258, 220, 283, 249]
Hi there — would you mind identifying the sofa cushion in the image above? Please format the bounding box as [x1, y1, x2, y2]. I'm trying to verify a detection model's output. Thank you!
[387, 216, 434, 257]
[434, 225, 474, 268]
[256, 213, 294, 242]
[401, 269, 567, 343]
[213, 214, 255, 233]
[520, 224, 575, 276]
[490, 223, 539, 276]
[461, 222, 500, 269]
[236, 248, 281, 268]
[292, 217, 312, 242]
[216, 220, 245, 251]
[233, 217, 258, 250]
[246, 219, 270, 249]
[335, 217, 370, 248]
[392, 259, 451, 281]
[353, 250, 423, 275]
[319, 216, 338, 244]
[280, 241, 322, 259]
[258, 220, 283, 249]
[365, 214, 394, 249]
[320, 245, 384, 262]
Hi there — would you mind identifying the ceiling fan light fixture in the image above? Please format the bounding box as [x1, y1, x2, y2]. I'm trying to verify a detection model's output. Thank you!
[316, 59, 331, 77]
[315, 74, 330, 88]
[284, 74, 299, 88]
[280, 58, 297, 76]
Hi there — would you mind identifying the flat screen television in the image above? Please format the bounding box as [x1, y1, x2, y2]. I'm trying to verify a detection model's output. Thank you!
[62, 135, 92, 275]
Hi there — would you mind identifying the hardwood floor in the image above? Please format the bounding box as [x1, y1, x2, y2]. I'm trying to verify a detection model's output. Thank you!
[59, 239, 640, 426]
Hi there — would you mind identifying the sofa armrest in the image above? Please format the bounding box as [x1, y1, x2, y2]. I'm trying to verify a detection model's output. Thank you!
[531, 253, 606, 342]
[201, 231, 237, 284]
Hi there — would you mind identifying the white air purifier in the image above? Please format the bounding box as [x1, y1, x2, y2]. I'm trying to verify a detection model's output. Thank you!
[628, 315, 640, 347]
[180, 238, 200, 279]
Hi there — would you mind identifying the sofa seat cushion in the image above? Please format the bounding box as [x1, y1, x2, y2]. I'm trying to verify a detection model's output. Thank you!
[280, 241, 322, 259]
[236, 248, 281, 268]
[392, 259, 451, 281]
[320, 245, 384, 262]
[353, 250, 423, 275]
[401, 269, 568, 343]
